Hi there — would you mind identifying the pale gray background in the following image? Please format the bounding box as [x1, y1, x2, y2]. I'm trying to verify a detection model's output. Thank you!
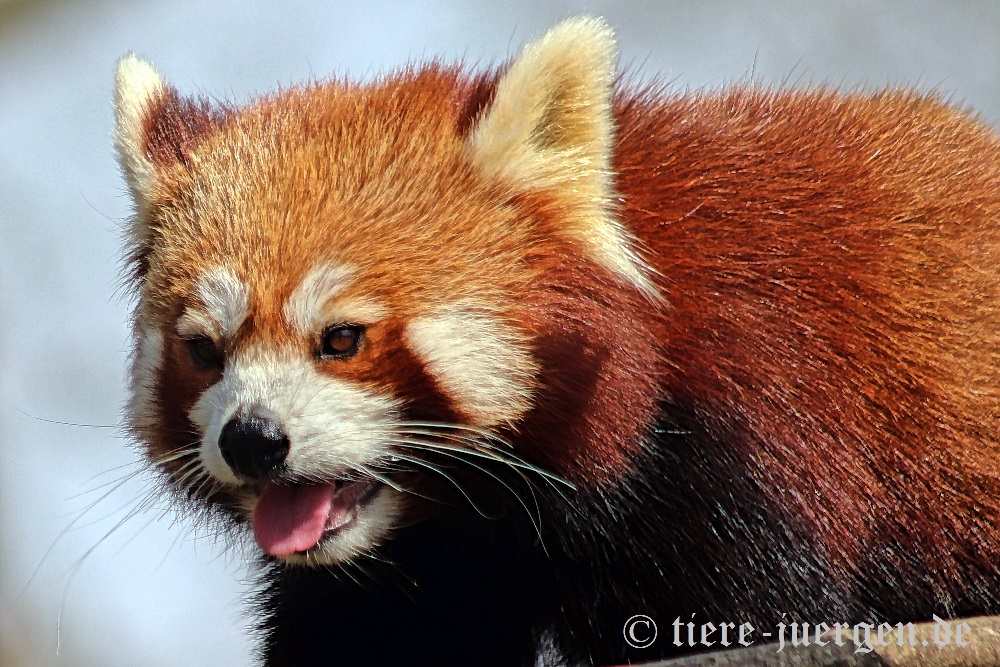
[3, 1, 1000, 665]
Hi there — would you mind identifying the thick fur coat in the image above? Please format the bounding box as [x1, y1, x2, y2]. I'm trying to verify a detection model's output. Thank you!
[116, 17, 1000, 666]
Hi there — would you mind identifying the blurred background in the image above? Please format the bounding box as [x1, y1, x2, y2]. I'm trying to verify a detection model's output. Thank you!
[3, 1, 1000, 665]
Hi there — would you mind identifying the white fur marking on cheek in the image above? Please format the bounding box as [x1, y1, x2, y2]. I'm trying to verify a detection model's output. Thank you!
[190, 348, 402, 485]
[127, 324, 163, 431]
[406, 306, 538, 428]
[194, 267, 249, 339]
[188, 377, 241, 486]
[285, 262, 354, 334]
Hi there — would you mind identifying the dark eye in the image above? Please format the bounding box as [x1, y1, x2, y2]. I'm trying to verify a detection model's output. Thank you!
[320, 325, 364, 359]
[187, 336, 224, 369]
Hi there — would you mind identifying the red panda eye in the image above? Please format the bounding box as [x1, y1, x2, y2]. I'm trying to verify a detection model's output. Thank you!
[187, 336, 224, 369]
[320, 325, 364, 359]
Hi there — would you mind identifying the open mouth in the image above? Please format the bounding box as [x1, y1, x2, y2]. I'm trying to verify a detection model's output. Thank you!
[251, 476, 384, 558]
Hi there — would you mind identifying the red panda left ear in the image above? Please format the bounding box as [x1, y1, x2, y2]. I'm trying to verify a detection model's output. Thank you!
[467, 17, 659, 300]
[114, 55, 224, 250]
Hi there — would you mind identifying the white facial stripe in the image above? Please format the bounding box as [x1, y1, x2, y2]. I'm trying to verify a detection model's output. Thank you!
[127, 324, 164, 431]
[188, 347, 402, 485]
[406, 305, 538, 428]
[285, 262, 354, 334]
[189, 267, 249, 339]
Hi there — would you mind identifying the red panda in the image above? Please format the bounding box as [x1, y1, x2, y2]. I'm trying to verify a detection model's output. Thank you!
[115, 16, 1000, 667]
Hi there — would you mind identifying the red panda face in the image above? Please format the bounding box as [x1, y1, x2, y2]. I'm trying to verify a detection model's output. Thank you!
[125, 98, 544, 564]
[116, 18, 657, 566]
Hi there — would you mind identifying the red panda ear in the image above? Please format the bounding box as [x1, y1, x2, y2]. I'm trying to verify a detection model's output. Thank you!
[467, 17, 658, 300]
[114, 55, 223, 248]
[115, 55, 167, 214]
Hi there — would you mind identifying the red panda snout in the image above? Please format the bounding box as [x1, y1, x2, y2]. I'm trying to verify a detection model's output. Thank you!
[217, 413, 290, 481]
[186, 342, 408, 564]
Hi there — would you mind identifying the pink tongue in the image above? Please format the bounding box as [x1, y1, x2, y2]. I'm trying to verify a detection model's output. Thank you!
[252, 482, 337, 557]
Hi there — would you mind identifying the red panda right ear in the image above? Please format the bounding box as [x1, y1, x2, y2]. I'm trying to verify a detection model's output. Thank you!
[114, 55, 223, 250]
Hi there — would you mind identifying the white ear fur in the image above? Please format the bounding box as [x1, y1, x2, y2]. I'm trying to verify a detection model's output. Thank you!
[114, 54, 165, 216]
[468, 17, 658, 300]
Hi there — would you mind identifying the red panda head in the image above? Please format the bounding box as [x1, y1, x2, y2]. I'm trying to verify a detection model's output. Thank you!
[116, 17, 658, 566]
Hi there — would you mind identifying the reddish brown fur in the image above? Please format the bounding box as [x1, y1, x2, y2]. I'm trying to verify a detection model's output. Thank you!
[138, 66, 1000, 557]
[121, 38, 1000, 663]
[144, 90, 229, 170]
[609, 86, 1000, 588]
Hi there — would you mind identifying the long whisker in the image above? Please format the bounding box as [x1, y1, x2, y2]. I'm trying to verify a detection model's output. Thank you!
[18, 409, 201, 439]
[354, 463, 408, 495]
[375, 452, 482, 507]
[396, 426, 510, 454]
[172, 458, 210, 494]
[386, 450, 502, 521]
[151, 445, 202, 466]
[18, 458, 165, 601]
[16, 410, 123, 430]
[394, 439, 547, 541]
[393, 423, 551, 466]
[53, 467, 197, 652]
[58, 467, 160, 533]
[393, 430, 574, 494]
[394, 420, 515, 448]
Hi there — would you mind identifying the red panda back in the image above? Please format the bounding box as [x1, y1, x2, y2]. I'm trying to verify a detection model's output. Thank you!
[613, 86, 1000, 613]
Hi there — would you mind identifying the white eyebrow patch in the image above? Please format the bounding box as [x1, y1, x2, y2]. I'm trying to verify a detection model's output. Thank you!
[285, 262, 373, 333]
[406, 304, 538, 428]
[177, 266, 249, 339]
[322, 296, 389, 326]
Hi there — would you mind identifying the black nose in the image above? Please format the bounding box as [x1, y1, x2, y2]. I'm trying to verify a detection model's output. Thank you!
[218, 414, 290, 480]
